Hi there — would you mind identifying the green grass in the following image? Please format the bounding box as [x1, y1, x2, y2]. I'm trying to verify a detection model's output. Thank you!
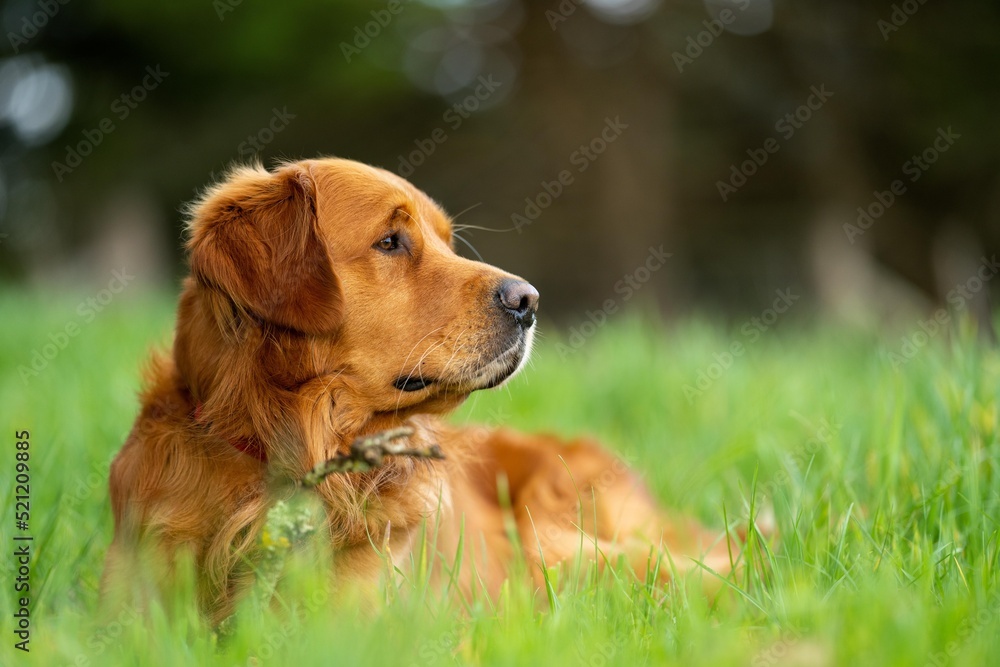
[2, 288, 999, 666]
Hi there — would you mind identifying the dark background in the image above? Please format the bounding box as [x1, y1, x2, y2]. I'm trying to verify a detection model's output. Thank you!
[1, 0, 997, 325]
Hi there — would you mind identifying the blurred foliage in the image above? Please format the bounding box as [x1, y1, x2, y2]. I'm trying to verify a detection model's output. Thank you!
[1, 0, 998, 320]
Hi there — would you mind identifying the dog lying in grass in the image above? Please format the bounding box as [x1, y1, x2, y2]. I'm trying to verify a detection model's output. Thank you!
[102, 158, 750, 621]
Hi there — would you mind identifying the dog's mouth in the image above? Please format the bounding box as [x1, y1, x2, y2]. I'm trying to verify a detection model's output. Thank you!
[393, 330, 534, 395]
[393, 376, 435, 392]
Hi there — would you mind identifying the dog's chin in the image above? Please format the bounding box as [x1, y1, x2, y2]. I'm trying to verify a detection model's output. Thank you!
[391, 329, 534, 402]
[469, 329, 535, 392]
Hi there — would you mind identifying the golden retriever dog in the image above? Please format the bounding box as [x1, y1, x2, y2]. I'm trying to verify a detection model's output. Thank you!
[103, 158, 747, 621]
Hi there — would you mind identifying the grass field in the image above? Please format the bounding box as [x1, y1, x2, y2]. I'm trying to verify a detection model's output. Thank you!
[2, 288, 999, 666]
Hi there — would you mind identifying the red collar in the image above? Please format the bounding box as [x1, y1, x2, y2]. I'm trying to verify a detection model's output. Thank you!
[193, 402, 268, 463]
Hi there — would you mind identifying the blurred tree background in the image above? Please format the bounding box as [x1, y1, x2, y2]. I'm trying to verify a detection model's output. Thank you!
[1, 0, 997, 325]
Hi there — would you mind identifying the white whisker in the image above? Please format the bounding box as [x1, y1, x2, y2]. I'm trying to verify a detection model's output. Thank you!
[449, 202, 483, 222]
[453, 231, 486, 263]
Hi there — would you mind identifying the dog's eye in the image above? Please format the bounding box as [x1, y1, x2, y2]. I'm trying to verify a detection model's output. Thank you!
[375, 233, 400, 253]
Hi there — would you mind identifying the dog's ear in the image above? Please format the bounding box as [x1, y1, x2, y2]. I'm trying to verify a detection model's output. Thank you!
[186, 162, 342, 335]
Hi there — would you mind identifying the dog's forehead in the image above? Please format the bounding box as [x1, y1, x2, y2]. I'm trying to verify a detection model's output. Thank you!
[309, 158, 452, 238]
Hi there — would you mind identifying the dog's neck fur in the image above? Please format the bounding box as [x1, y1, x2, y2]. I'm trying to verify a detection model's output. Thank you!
[165, 278, 460, 580]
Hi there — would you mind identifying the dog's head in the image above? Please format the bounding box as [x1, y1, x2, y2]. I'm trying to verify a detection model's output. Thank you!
[185, 158, 537, 414]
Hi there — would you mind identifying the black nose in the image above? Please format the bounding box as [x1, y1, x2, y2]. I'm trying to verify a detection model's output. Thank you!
[497, 279, 539, 329]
